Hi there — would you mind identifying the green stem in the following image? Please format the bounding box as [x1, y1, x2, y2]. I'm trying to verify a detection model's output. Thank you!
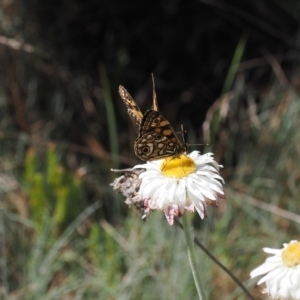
[182, 213, 205, 300]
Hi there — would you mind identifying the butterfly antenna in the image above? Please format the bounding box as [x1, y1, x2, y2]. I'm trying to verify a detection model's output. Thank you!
[180, 124, 209, 146]
[181, 124, 188, 144]
[151, 73, 159, 111]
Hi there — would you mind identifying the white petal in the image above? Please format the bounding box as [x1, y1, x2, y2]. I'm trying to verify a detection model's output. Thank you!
[166, 179, 178, 203]
[176, 179, 187, 205]
[193, 199, 205, 219]
[186, 179, 205, 201]
[263, 247, 282, 255]
[251, 261, 280, 278]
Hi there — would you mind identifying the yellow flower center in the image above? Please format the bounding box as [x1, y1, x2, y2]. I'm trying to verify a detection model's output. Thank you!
[282, 241, 300, 267]
[160, 155, 196, 179]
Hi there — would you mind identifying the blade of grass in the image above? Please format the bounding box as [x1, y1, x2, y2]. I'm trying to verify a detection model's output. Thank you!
[222, 35, 247, 95]
[0, 193, 8, 299]
[209, 35, 247, 144]
[99, 64, 120, 167]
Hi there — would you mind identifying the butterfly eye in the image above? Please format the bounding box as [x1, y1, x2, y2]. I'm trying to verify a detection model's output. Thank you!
[154, 118, 159, 123]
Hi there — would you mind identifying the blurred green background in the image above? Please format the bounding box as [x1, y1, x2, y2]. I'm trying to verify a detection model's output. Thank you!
[1, 0, 300, 299]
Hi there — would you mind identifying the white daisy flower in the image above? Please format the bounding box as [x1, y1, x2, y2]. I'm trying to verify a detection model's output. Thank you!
[134, 151, 225, 225]
[250, 240, 300, 300]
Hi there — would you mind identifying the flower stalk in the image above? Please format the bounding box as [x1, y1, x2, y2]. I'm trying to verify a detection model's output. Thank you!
[182, 213, 205, 300]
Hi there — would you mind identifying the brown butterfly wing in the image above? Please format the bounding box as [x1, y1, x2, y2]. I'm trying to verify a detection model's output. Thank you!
[134, 110, 188, 161]
[119, 85, 143, 126]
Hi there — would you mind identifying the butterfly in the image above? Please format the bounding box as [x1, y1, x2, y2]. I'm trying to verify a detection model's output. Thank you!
[119, 75, 189, 161]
